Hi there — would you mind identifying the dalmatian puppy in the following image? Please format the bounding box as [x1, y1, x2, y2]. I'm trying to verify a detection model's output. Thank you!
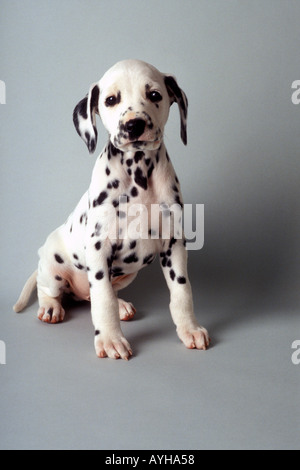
[14, 59, 210, 360]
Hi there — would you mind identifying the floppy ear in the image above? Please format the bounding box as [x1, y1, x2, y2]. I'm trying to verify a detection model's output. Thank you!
[164, 76, 188, 145]
[73, 83, 100, 154]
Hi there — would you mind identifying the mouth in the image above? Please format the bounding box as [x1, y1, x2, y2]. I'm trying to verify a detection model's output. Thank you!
[128, 140, 149, 147]
[123, 139, 162, 150]
[113, 127, 163, 152]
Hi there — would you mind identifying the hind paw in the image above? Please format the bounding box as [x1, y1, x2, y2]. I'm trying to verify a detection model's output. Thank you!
[38, 303, 65, 324]
[118, 299, 136, 321]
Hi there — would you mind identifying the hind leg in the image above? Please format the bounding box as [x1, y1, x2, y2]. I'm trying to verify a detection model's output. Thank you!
[37, 289, 65, 324]
[112, 273, 138, 321]
[37, 257, 68, 324]
[36, 229, 73, 324]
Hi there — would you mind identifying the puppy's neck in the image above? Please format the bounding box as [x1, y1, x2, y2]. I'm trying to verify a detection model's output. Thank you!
[106, 141, 167, 192]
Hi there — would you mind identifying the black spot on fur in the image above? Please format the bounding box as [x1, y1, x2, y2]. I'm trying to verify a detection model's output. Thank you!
[143, 254, 155, 265]
[130, 240, 137, 250]
[106, 167, 111, 176]
[75, 264, 84, 270]
[95, 271, 104, 280]
[170, 269, 176, 281]
[85, 131, 91, 145]
[54, 254, 64, 264]
[108, 142, 121, 157]
[95, 223, 101, 235]
[95, 330, 100, 336]
[134, 167, 148, 190]
[177, 276, 187, 284]
[80, 213, 88, 225]
[131, 187, 139, 197]
[93, 191, 108, 207]
[74, 97, 88, 121]
[107, 144, 111, 160]
[169, 237, 177, 249]
[123, 253, 139, 264]
[107, 255, 114, 269]
[95, 241, 101, 250]
[112, 266, 124, 277]
[134, 151, 144, 163]
[91, 223, 102, 237]
[147, 163, 155, 179]
[90, 85, 100, 113]
[55, 275, 62, 281]
[175, 195, 183, 208]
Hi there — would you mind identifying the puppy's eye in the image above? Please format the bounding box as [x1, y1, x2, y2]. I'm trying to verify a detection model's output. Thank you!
[105, 96, 117, 107]
[148, 91, 163, 103]
[105, 92, 121, 107]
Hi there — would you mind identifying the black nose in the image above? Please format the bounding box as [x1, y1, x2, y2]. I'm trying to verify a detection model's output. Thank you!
[125, 119, 146, 140]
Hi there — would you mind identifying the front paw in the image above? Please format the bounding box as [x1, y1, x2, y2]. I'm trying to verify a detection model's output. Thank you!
[94, 330, 133, 360]
[177, 325, 210, 350]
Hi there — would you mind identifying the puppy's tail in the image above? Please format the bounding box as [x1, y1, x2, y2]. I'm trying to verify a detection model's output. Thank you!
[13, 270, 38, 313]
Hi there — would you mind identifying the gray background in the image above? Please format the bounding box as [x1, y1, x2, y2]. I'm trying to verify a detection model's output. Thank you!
[0, 0, 299, 450]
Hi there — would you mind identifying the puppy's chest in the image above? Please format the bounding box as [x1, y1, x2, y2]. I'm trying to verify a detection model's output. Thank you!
[108, 172, 163, 249]
[110, 236, 158, 277]
[91, 154, 169, 229]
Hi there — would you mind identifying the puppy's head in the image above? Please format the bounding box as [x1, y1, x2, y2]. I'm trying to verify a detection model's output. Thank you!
[73, 59, 188, 154]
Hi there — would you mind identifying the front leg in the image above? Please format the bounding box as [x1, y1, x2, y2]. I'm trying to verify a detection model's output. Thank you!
[86, 240, 132, 360]
[160, 238, 210, 350]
